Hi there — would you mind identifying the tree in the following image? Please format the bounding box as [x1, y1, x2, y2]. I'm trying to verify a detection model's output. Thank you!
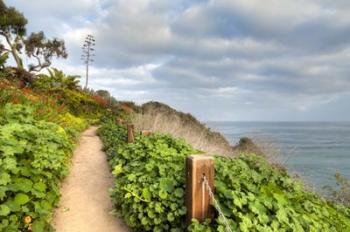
[96, 89, 111, 98]
[0, 0, 27, 69]
[0, 1, 67, 72]
[25, 32, 67, 72]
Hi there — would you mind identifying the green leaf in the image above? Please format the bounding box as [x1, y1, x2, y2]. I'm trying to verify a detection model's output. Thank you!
[167, 212, 175, 222]
[142, 188, 151, 201]
[0, 186, 7, 201]
[3, 157, 18, 173]
[0, 204, 10, 216]
[33, 182, 46, 192]
[32, 219, 46, 232]
[0, 173, 11, 185]
[276, 209, 289, 223]
[159, 178, 175, 193]
[233, 198, 243, 209]
[159, 190, 168, 199]
[112, 164, 123, 176]
[239, 216, 253, 232]
[9, 178, 33, 193]
[14, 193, 30, 205]
[174, 188, 184, 198]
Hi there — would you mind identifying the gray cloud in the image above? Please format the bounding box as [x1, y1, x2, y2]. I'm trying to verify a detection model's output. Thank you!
[6, 0, 350, 121]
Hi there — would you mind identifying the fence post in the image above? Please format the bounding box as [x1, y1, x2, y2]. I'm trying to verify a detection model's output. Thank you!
[186, 155, 214, 225]
[127, 124, 135, 143]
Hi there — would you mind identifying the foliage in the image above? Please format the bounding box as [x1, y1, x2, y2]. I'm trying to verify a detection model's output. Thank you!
[0, 67, 115, 230]
[0, 81, 69, 127]
[99, 123, 350, 232]
[1, 74, 113, 124]
[52, 89, 105, 119]
[92, 94, 109, 108]
[0, 0, 27, 36]
[58, 112, 88, 139]
[34, 68, 80, 91]
[0, 104, 74, 231]
[98, 123, 194, 231]
[202, 156, 350, 232]
[0, 0, 66, 72]
[32, 69, 113, 120]
[0, 50, 9, 68]
[134, 101, 233, 156]
[0, 0, 27, 69]
[25, 32, 67, 72]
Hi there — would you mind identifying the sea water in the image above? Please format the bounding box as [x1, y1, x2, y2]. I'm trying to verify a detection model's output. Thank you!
[206, 121, 350, 192]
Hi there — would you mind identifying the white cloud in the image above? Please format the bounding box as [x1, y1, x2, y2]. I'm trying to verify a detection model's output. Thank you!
[4, 0, 350, 120]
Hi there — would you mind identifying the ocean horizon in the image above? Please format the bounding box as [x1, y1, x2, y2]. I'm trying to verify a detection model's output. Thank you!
[206, 121, 350, 193]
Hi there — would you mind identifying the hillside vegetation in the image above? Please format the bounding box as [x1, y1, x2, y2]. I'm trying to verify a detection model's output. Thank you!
[133, 102, 264, 157]
[1, 2, 349, 229]
[0, 75, 120, 230]
[98, 122, 350, 232]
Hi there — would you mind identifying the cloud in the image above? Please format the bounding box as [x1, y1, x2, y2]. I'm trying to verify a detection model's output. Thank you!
[5, 0, 350, 121]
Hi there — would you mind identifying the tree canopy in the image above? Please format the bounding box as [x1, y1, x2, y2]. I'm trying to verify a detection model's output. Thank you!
[0, 0, 67, 72]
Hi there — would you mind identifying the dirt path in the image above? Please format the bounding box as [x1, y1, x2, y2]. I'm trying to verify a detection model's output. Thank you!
[53, 126, 129, 232]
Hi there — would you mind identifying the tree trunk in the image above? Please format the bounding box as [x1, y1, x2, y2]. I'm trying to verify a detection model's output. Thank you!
[4, 33, 23, 69]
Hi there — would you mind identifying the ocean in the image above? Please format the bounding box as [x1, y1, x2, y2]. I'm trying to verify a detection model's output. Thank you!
[206, 121, 350, 192]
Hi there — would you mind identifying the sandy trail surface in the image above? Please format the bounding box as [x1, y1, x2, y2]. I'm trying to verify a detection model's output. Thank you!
[53, 126, 129, 232]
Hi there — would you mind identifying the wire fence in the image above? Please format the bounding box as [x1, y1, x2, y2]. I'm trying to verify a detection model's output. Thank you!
[202, 175, 233, 232]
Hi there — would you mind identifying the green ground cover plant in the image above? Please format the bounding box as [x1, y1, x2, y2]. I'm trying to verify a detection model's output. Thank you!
[99, 123, 193, 231]
[0, 74, 118, 231]
[0, 104, 78, 231]
[98, 123, 350, 232]
[0, 74, 109, 231]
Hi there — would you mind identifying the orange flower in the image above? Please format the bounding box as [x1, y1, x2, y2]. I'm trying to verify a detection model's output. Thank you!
[24, 215, 32, 224]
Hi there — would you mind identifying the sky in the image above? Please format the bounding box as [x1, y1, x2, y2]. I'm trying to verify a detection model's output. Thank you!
[5, 0, 350, 121]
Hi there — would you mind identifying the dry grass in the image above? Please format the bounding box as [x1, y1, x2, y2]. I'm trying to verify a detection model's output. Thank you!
[133, 102, 234, 156]
[248, 136, 294, 168]
[132, 102, 288, 171]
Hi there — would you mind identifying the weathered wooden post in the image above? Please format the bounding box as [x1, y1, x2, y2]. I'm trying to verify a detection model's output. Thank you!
[127, 124, 135, 143]
[186, 155, 214, 224]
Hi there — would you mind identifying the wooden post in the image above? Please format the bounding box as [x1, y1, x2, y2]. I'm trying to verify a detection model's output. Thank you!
[127, 124, 135, 143]
[186, 155, 214, 225]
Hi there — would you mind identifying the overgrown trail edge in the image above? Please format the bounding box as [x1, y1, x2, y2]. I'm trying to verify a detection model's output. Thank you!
[53, 126, 129, 232]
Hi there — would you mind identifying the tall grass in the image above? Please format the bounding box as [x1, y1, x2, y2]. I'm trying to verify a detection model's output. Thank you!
[133, 102, 234, 155]
[132, 102, 302, 175]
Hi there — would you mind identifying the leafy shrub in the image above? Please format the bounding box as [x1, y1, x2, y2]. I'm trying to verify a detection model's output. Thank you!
[58, 112, 88, 138]
[33, 68, 80, 91]
[202, 156, 350, 232]
[0, 79, 97, 127]
[0, 81, 68, 124]
[0, 51, 9, 68]
[99, 123, 194, 231]
[99, 123, 350, 232]
[0, 104, 73, 231]
[49, 88, 105, 119]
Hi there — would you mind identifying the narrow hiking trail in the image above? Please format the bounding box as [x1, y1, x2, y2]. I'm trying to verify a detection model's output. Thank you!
[53, 127, 129, 232]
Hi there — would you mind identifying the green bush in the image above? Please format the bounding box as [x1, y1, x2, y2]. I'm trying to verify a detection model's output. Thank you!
[99, 123, 194, 231]
[58, 112, 88, 138]
[99, 123, 350, 232]
[200, 156, 350, 232]
[0, 104, 74, 231]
